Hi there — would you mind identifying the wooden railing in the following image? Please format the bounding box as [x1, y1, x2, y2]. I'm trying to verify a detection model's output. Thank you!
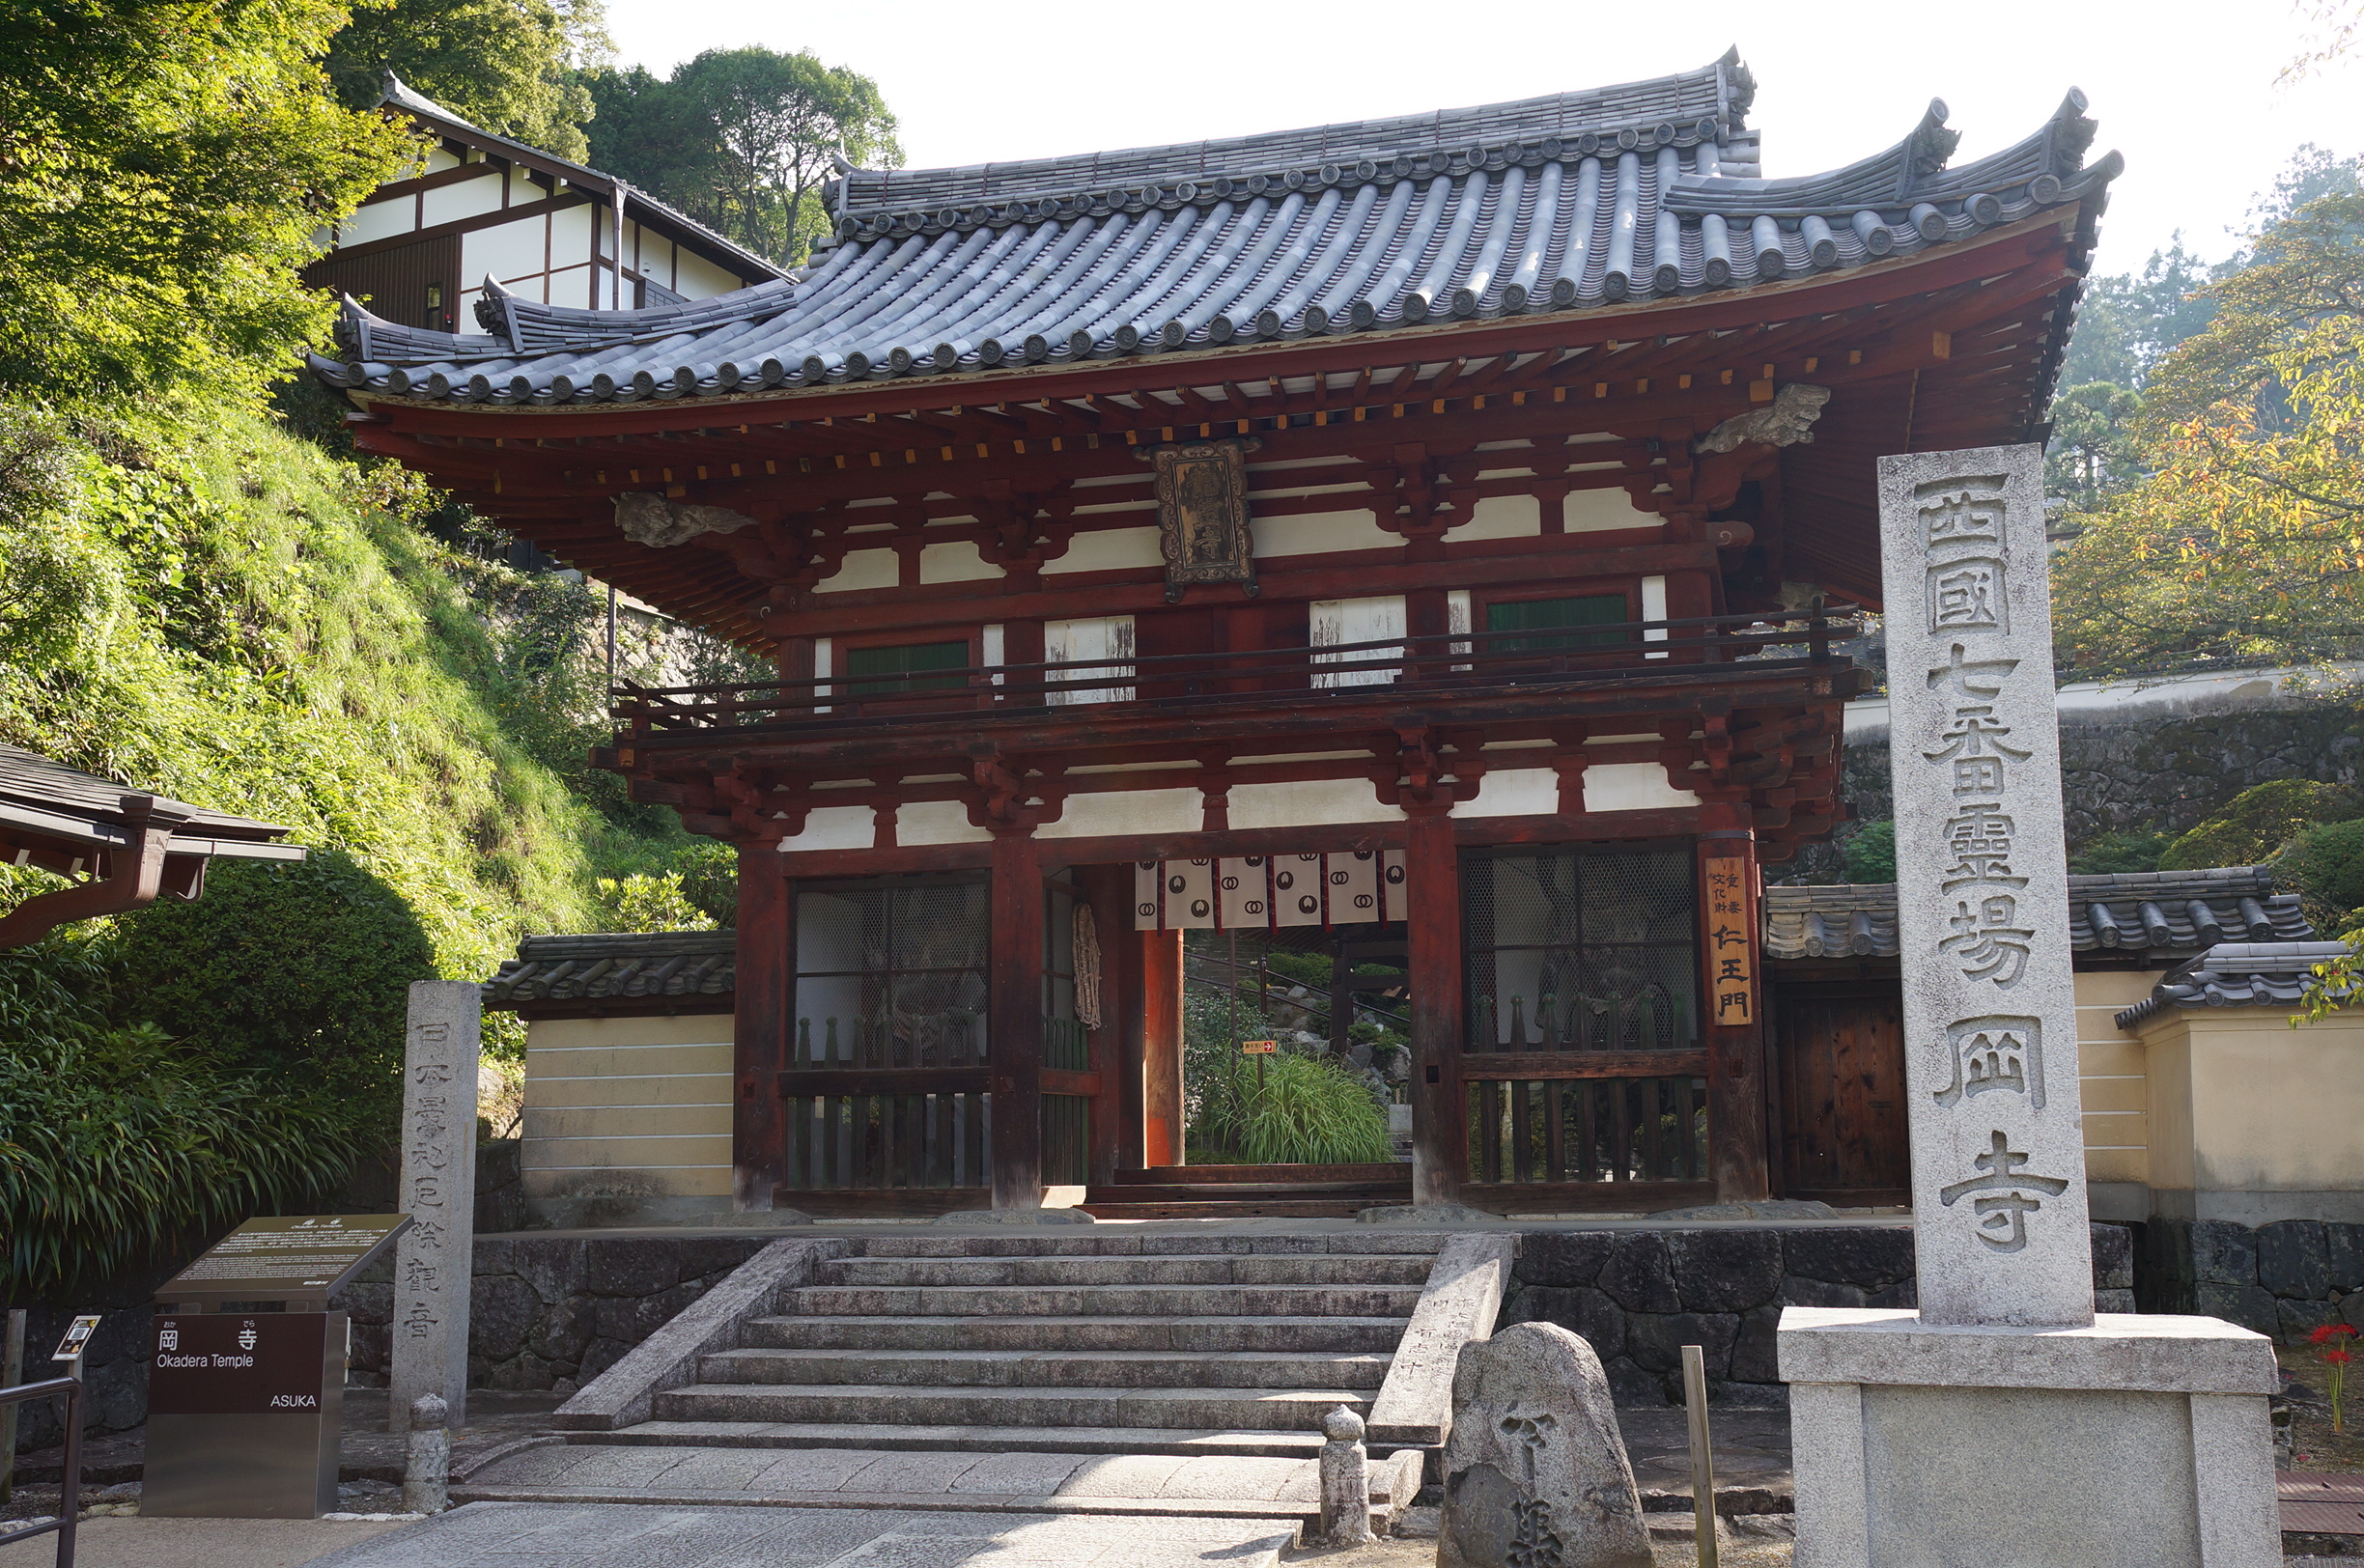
[780, 1012, 987, 1190]
[613, 604, 1860, 742]
[1462, 1051, 1709, 1185]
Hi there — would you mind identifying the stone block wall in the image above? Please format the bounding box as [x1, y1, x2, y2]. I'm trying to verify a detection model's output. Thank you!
[2138, 1218, 2364, 1342]
[1499, 1222, 2136, 1406]
[335, 1235, 767, 1396]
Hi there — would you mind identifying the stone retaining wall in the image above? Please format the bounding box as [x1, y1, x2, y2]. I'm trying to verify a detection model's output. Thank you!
[1499, 1222, 2136, 1406]
[2137, 1218, 2364, 1342]
[336, 1235, 768, 1396]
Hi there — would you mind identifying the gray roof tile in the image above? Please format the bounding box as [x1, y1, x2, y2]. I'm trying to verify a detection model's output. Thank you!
[2114, 940, 2356, 1028]
[482, 930, 735, 1009]
[1762, 865, 2312, 962]
[315, 56, 2117, 408]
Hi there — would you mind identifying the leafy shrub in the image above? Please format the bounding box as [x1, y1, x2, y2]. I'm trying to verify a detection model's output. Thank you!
[2068, 830, 2177, 876]
[1197, 1052, 1394, 1165]
[594, 870, 716, 933]
[0, 939, 357, 1300]
[2277, 817, 2364, 935]
[110, 850, 436, 1117]
[1841, 820, 1897, 882]
[2159, 780, 2360, 871]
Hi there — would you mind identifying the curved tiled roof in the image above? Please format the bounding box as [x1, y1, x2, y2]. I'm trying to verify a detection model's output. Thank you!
[482, 931, 735, 1010]
[2114, 941, 2356, 1028]
[311, 57, 2118, 408]
[1763, 866, 2313, 963]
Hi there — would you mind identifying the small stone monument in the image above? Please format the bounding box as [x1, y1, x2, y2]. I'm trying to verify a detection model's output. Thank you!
[1778, 444, 2281, 1567]
[1438, 1322, 1651, 1568]
[1318, 1405, 1372, 1547]
[389, 980, 480, 1434]
[402, 1393, 449, 1515]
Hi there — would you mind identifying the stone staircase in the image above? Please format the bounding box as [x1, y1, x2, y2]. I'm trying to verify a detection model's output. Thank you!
[457, 1232, 1468, 1530]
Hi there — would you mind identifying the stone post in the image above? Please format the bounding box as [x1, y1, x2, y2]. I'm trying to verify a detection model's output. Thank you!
[402, 1393, 449, 1514]
[1778, 444, 2282, 1568]
[1317, 1405, 1372, 1547]
[389, 980, 479, 1433]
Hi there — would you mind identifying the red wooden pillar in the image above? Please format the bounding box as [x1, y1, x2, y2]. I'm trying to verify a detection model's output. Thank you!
[1699, 814, 1770, 1201]
[1404, 804, 1465, 1207]
[1140, 930, 1185, 1167]
[989, 826, 1046, 1209]
[733, 846, 792, 1211]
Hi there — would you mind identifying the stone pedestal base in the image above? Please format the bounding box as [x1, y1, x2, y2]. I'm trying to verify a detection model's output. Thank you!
[1778, 1307, 2280, 1568]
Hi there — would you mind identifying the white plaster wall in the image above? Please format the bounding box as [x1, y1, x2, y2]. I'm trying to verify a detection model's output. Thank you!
[1252, 509, 1400, 557]
[464, 221, 552, 288]
[1047, 526, 1163, 574]
[548, 203, 595, 266]
[1643, 574, 1669, 658]
[1566, 487, 1658, 534]
[1044, 615, 1135, 705]
[1225, 779, 1404, 830]
[774, 804, 873, 852]
[1040, 787, 1202, 839]
[338, 198, 417, 248]
[919, 541, 1002, 584]
[672, 247, 743, 299]
[816, 548, 898, 594]
[1583, 762, 1701, 812]
[1312, 596, 1405, 688]
[1448, 493, 1541, 542]
[897, 798, 993, 845]
[422, 175, 503, 226]
[1464, 767, 1558, 816]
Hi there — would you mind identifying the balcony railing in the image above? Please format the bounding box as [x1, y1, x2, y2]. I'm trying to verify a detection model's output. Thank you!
[612, 603, 1862, 743]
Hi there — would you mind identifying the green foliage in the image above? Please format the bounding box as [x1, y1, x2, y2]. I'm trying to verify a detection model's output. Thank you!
[585, 46, 901, 265]
[1840, 820, 1897, 883]
[0, 938, 359, 1300]
[2276, 817, 2364, 934]
[0, 2, 409, 398]
[2158, 780, 2360, 871]
[594, 871, 715, 934]
[1197, 1053, 1395, 1166]
[2068, 830, 2177, 876]
[1260, 950, 1333, 989]
[2045, 382, 2145, 510]
[326, 0, 610, 161]
[2055, 237, 2225, 391]
[110, 852, 436, 1115]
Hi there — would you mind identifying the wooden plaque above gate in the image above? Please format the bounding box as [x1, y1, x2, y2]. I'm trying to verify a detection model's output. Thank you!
[1150, 439, 1259, 602]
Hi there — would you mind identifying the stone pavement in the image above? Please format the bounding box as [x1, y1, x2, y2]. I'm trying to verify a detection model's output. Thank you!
[294, 1500, 1301, 1567]
[0, 1515, 408, 1568]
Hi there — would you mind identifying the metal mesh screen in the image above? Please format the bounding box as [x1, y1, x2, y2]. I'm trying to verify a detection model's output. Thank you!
[1462, 849, 1697, 1050]
[796, 877, 989, 1065]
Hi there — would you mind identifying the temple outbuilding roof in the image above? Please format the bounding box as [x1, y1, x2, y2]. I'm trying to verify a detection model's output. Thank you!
[313, 52, 2117, 408]
[1762, 866, 2313, 965]
[2114, 941, 2356, 1028]
[482, 930, 736, 1012]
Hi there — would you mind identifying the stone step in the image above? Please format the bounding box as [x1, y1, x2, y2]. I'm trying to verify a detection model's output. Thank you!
[696, 1346, 1393, 1390]
[652, 1382, 1376, 1433]
[1077, 1199, 1380, 1220]
[816, 1253, 1433, 1288]
[581, 1421, 1355, 1460]
[457, 1440, 1423, 1532]
[740, 1313, 1411, 1354]
[778, 1283, 1423, 1319]
[853, 1234, 1446, 1258]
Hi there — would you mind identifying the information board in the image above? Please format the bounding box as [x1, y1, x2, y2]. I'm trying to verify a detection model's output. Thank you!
[156, 1215, 409, 1302]
[149, 1314, 331, 1415]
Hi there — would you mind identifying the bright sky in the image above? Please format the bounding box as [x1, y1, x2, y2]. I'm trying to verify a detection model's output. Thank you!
[603, 0, 2363, 281]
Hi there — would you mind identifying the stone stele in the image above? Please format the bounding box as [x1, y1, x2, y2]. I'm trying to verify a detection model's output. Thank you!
[1777, 442, 2282, 1568]
[389, 980, 481, 1434]
[1438, 1321, 1651, 1568]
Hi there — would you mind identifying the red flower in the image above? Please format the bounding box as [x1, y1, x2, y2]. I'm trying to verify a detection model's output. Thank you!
[2310, 1324, 2359, 1345]
[2329, 1348, 2355, 1367]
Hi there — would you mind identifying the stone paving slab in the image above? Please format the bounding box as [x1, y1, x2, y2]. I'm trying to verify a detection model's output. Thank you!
[299, 1501, 1300, 1567]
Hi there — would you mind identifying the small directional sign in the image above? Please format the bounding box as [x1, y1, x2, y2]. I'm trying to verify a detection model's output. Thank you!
[52, 1315, 99, 1361]
[1241, 1040, 1278, 1055]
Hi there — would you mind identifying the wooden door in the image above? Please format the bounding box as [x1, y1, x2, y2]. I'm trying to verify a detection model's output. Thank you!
[305, 234, 463, 332]
[1773, 982, 1908, 1199]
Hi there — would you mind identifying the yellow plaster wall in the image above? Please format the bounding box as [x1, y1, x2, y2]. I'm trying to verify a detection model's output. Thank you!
[2134, 1009, 2364, 1203]
[521, 1015, 733, 1200]
[2073, 969, 2164, 1187]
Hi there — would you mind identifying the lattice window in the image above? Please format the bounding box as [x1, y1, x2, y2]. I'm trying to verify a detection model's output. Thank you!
[795, 876, 989, 1066]
[1462, 848, 1697, 1051]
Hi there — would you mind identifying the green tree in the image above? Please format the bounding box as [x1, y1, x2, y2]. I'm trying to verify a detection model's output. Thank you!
[2055, 238, 2224, 391]
[2044, 381, 2144, 510]
[586, 46, 901, 266]
[325, 0, 611, 162]
[2157, 780, 2360, 872]
[0, 1, 409, 397]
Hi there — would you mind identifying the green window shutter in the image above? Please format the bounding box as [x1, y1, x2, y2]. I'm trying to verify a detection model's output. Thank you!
[843, 639, 970, 694]
[1483, 594, 1628, 654]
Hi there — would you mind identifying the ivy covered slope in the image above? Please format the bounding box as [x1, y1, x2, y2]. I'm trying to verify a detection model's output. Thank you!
[0, 396, 667, 978]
